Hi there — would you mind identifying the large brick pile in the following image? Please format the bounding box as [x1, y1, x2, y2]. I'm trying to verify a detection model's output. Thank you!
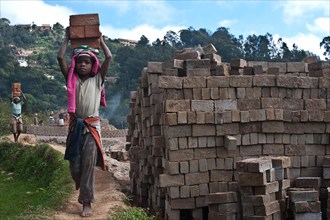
[126, 45, 330, 220]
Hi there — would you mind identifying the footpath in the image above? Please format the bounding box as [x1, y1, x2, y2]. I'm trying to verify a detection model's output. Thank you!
[5, 134, 130, 220]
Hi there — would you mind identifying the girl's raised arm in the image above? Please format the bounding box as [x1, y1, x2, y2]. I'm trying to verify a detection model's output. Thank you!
[57, 27, 70, 80]
[99, 35, 112, 81]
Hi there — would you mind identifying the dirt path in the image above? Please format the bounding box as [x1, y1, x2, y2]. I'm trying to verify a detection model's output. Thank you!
[4, 134, 130, 220]
[51, 144, 129, 220]
[52, 167, 128, 220]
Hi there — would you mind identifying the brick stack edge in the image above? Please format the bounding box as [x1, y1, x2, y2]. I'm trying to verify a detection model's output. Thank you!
[126, 44, 330, 220]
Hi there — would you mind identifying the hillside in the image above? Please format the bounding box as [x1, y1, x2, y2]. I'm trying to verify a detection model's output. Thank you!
[0, 17, 329, 130]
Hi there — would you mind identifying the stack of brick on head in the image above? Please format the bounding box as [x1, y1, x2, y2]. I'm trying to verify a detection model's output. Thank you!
[57, 22, 112, 217]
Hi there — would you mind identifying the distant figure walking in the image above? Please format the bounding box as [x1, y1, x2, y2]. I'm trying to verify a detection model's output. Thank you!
[33, 113, 38, 125]
[11, 90, 27, 142]
[49, 111, 55, 125]
[58, 110, 65, 127]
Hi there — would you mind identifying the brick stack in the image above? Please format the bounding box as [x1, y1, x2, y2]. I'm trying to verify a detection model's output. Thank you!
[69, 13, 100, 49]
[273, 156, 292, 219]
[12, 82, 21, 97]
[321, 156, 330, 219]
[288, 177, 322, 220]
[230, 58, 247, 75]
[206, 191, 240, 219]
[237, 156, 290, 219]
[327, 188, 330, 219]
[126, 65, 167, 211]
[323, 156, 330, 186]
[309, 61, 330, 77]
[126, 45, 330, 219]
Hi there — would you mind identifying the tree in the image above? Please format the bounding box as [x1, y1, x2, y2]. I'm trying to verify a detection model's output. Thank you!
[243, 33, 275, 61]
[137, 35, 149, 46]
[275, 38, 291, 61]
[0, 18, 10, 27]
[179, 27, 210, 47]
[0, 18, 12, 48]
[291, 43, 309, 61]
[210, 27, 243, 62]
[53, 22, 64, 31]
[163, 30, 181, 47]
[0, 46, 15, 70]
[320, 36, 330, 60]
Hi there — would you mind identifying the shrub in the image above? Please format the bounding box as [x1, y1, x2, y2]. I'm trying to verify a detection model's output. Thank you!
[0, 141, 73, 217]
[110, 207, 155, 220]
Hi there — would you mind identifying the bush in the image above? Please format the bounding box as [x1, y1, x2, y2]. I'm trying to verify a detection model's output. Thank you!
[0, 141, 73, 217]
[110, 207, 155, 220]
[0, 142, 70, 187]
[0, 99, 11, 136]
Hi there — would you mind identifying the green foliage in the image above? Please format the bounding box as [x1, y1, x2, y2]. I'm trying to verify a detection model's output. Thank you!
[210, 27, 244, 62]
[0, 142, 71, 187]
[122, 195, 133, 206]
[320, 36, 330, 60]
[0, 142, 73, 218]
[0, 98, 11, 136]
[180, 27, 211, 47]
[110, 207, 155, 220]
[244, 33, 273, 61]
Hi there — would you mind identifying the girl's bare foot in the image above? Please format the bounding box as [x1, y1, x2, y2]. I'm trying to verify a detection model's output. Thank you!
[81, 202, 92, 217]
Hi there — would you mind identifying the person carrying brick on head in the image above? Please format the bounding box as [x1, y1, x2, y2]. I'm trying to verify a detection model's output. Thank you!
[33, 113, 38, 125]
[11, 90, 26, 142]
[58, 109, 65, 127]
[49, 111, 55, 125]
[57, 27, 112, 217]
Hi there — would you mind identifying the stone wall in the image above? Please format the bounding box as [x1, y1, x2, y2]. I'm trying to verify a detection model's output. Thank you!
[126, 46, 330, 220]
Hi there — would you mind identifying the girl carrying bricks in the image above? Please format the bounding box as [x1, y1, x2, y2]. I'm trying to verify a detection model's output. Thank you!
[57, 27, 112, 217]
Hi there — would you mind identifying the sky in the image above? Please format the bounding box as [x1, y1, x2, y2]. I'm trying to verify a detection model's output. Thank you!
[1, 0, 329, 59]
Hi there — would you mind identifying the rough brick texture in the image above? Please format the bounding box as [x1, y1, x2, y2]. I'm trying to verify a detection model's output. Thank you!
[126, 45, 330, 219]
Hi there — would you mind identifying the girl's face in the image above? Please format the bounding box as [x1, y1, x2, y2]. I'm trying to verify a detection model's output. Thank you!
[75, 56, 93, 78]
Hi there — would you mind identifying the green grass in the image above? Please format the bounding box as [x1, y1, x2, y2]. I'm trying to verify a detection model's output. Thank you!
[110, 207, 155, 220]
[0, 141, 73, 219]
[0, 141, 155, 220]
[0, 170, 51, 219]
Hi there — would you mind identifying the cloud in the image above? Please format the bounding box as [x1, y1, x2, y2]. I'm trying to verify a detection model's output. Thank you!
[306, 17, 330, 34]
[218, 19, 237, 28]
[273, 0, 328, 59]
[215, 1, 236, 9]
[1, 0, 73, 26]
[134, 1, 177, 25]
[96, 1, 131, 14]
[278, 1, 329, 25]
[101, 24, 185, 43]
[273, 33, 325, 60]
